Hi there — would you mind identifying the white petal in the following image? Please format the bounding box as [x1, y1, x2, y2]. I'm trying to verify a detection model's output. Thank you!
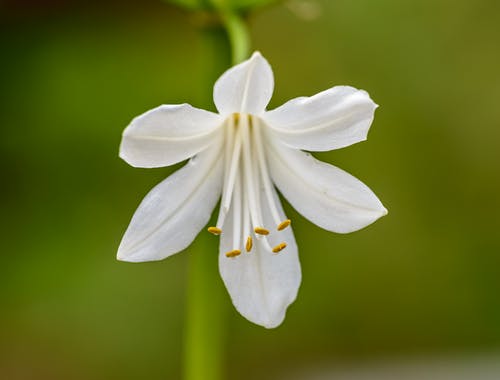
[262, 86, 377, 151]
[117, 143, 224, 262]
[213, 52, 274, 116]
[267, 142, 387, 233]
[120, 104, 224, 168]
[219, 186, 301, 329]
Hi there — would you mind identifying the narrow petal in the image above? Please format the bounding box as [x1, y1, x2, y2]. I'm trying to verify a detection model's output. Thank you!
[120, 104, 224, 168]
[117, 143, 223, 262]
[267, 141, 387, 233]
[262, 86, 377, 151]
[219, 186, 301, 329]
[213, 52, 274, 116]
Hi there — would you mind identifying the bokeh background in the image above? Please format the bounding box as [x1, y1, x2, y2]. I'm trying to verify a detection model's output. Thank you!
[1, 0, 500, 378]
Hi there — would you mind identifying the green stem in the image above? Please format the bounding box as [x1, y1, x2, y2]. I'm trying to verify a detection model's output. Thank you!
[220, 10, 250, 65]
[184, 9, 251, 380]
[209, 0, 250, 64]
[184, 27, 228, 380]
[184, 233, 225, 380]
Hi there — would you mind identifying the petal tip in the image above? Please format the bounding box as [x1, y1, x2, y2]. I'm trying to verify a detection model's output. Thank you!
[118, 145, 131, 164]
[116, 243, 137, 262]
[213, 49, 274, 115]
[116, 240, 154, 263]
[371, 203, 389, 221]
[118, 148, 155, 169]
[118, 147, 135, 167]
[262, 319, 284, 329]
[116, 248, 158, 263]
[116, 248, 131, 262]
[251, 310, 287, 329]
[249, 51, 269, 69]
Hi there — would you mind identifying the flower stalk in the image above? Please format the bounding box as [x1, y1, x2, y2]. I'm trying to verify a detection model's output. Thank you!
[184, 14, 244, 379]
[184, 233, 225, 380]
[220, 10, 250, 64]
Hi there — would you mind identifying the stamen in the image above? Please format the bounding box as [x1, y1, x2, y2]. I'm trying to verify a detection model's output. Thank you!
[277, 219, 291, 231]
[220, 115, 242, 215]
[214, 121, 232, 230]
[252, 116, 284, 226]
[225, 249, 241, 258]
[223, 117, 234, 192]
[249, 116, 263, 224]
[254, 227, 270, 235]
[272, 242, 287, 253]
[245, 236, 253, 252]
[232, 169, 243, 251]
[242, 170, 251, 248]
[241, 114, 263, 229]
[207, 226, 222, 235]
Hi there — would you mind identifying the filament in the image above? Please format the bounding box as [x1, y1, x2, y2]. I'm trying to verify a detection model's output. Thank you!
[252, 116, 283, 227]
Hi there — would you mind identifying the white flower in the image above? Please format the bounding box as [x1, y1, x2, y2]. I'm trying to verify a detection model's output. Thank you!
[117, 52, 387, 328]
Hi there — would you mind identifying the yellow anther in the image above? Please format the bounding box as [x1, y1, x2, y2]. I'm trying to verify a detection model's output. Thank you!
[254, 227, 270, 235]
[207, 226, 222, 235]
[225, 249, 241, 258]
[277, 219, 291, 231]
[272, 242, 287, 253]
[245, 236, 253, 252]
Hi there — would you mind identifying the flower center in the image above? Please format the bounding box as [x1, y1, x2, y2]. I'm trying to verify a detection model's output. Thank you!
[208, 113, 291, 258]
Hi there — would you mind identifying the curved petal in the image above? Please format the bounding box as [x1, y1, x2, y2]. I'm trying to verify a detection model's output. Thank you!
[219, 185, 301, 329]
[120, 104, 224, 168]
[117, 143, 224, 262]
[262, 86, 377, 151]
[267, 141, 387, 233]
[213, 52, 274, 116]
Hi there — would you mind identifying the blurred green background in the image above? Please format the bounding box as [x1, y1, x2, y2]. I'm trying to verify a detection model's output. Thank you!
[1, 0, 500, 379]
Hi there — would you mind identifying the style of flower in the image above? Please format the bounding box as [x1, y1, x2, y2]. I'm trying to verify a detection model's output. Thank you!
[117, 52, 387, 328]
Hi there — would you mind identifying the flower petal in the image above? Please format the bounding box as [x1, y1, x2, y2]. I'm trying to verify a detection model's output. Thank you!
[262, 86, 377, 151]
[219, 185, 301, 329]
[267, 142, 387, 233]
[213, 52, 274, 116]
[120, 104, 224, 168]
[117, 143, 223, 262]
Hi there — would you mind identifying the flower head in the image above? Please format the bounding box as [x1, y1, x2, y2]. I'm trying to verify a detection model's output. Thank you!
[118, 52, 387, 328]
